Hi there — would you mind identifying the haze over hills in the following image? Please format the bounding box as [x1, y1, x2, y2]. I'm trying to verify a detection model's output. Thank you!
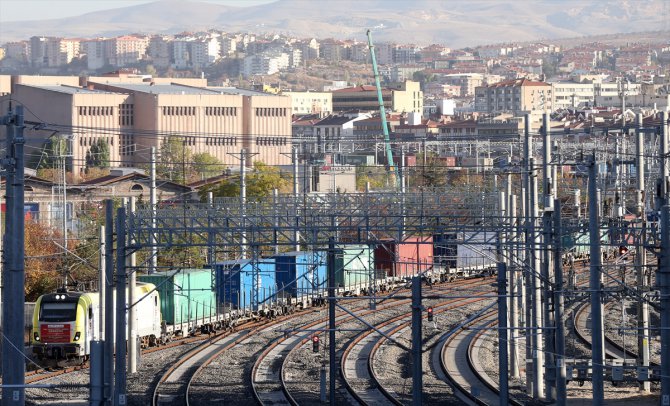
[1, 0, 668, 47]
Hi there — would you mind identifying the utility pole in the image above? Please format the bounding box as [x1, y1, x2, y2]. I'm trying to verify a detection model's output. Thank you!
[542, 112, 556, 401]
[114, 207, 128, 406]
[553, 199, 567, 406]
[150, 147, 157, 273]
[659, 111, 670, 405]
[660, 204, 670, 406]
[530, 157, 544, 400]
[292, 146, 300, 251]
[497, 188, 509, 405]
[523, 114, 534, 396]
[127, 197, 138, 374]
[1, 104, 26, 406]
[327, 237, 337, 405]
[635, 113, 651, 392]
[411, 276, 423, 406]
[588, 155, 604, 406]
[104, 201, 115, 405]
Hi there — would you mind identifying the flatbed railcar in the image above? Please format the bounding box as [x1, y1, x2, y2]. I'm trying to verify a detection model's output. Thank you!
[213, 258, 283, 318]
[138, 268, 233, 337]
[433, 231, 498, 282]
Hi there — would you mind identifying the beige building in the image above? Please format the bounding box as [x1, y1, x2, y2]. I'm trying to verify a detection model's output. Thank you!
[283, 91, 332, 115]
[88, 82, 291, 168]
[475, 78, 552, 114]
[6, 83, 129, 176]
[331, 80, 423, 114]
[2, 75, 293, 180]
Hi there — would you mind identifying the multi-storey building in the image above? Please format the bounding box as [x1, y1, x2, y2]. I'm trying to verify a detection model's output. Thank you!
[284, 91, 332, 115]
[190, 37, 220, 69]
[220, 36, 237, 56]
[375, 42, 395, 65]
[81, 38, 107, 70]
[550, 81, 596, 109]
[443, 73, 483, 97]
[105, 35, 149, 67]
[474, 78, 552, 114]
[331, 80, 422, 114]
[4, 41, 30, 63]
[242, 51, 289, 76]
[147, 35, 172, 69]
[2, 76, 293, 179]
[391, 65, 423, 82]
[320, 40, 345, 62]
[394, 45, 420, 64]
[7, 83, 128, 175]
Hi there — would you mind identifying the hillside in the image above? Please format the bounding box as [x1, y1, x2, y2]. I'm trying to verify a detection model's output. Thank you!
[0, 0, 667, 47]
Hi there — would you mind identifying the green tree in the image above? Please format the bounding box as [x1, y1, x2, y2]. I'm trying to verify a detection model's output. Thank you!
[38, 136, 69, 170]
[158, 135, 193, 184]
[205, 161, 290, 199]
[193, 152, 223, 180]
[356, 165, 387, 190]
[86, 138, 110, 169]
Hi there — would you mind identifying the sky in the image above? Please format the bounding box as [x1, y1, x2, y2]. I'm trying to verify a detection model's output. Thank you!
[0, 0, 277, 23]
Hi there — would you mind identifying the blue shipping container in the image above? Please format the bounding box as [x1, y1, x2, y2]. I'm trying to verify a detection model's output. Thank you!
[214, 258, 277, 311]
[272, 251, 327, 300]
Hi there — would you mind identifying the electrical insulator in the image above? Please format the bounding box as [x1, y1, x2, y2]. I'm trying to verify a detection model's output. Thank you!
[427, 307, 434, 322]
[312, 335, 320, 353]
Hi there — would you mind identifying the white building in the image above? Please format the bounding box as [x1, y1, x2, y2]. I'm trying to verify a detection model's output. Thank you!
[242, 51, 289, 77]
[550, 81, 595, 109]
[82, 39, 107, 70]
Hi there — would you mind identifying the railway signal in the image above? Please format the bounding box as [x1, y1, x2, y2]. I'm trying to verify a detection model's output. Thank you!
[312, 335, 320, 353]
[427, 307, 434, 322]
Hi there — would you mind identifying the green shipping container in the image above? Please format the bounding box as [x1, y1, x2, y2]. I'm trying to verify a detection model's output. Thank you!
[334, 245, 373, 292]
[138, 268, 217, 326]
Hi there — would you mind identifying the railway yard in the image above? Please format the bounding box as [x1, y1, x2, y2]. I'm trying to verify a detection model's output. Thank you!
[3, 110, 670, 405]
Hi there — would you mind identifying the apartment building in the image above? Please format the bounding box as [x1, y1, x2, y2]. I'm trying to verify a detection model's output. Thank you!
[475, 78, 552, 114]
[283, 91, 333, 115]
[331, 80, 423, 114]
[550, 81, 595, 109]
[81, 39, 107, 70]
[105, 35, 149, 67]
[147, 35, 172, 69]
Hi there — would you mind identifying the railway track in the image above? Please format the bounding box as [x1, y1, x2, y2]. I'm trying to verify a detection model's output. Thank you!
[439, 308, 524, 406]
[573, 300, 646, 361]
[341, 294, 493, 405]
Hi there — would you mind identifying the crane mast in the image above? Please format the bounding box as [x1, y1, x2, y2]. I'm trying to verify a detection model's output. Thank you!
[366, 29, 399, 189]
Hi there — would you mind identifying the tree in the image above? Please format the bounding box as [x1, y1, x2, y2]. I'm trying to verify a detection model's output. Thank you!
[356, 165, 387, 190]
[25, 221, 65, 301]
[205, 161, 291, 199]
[157, 135, 193, 184]
[86, 138, 110, 169]
[193, 152, 223, 180]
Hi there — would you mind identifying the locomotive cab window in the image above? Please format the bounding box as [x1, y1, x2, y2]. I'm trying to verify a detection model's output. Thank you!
[39, 302, 78, 322]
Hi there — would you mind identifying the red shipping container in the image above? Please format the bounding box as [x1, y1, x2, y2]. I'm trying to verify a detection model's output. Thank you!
[437, 156, 457, 167]
[374, 236, 433, 278]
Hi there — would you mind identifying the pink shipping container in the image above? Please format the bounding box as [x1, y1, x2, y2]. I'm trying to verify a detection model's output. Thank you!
[374, 236, 434, 279]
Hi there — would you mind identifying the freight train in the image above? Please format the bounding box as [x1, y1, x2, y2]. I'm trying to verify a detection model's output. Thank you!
[30, 236, 498, 366]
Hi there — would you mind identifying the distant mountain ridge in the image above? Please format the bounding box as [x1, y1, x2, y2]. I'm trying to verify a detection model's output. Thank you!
[1, 0, 667, 47]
